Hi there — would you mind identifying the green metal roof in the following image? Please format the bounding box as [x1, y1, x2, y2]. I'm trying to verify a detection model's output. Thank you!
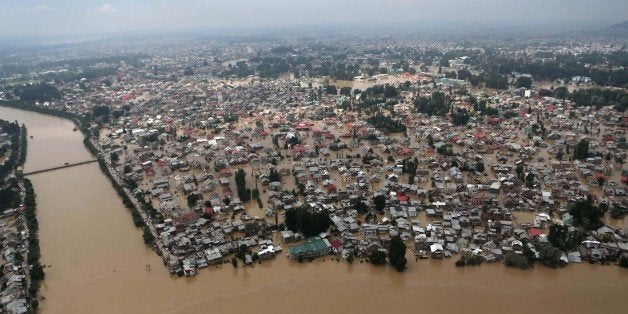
[288, 237, 329, 255]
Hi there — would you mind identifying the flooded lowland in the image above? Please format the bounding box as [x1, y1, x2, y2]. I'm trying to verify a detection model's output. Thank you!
[0, 106, 625, 314]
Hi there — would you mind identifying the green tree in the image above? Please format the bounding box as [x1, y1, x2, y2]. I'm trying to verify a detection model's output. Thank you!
[244, 221, 262, 236]
[284, 206, 331, 237]
[573, 139, 589, 160]
[414, 91, 448, 116]
[525, 171, 535, 188]
[554, 87, 568, 99]
[235, 169, 251, 202]
[538, 244, 563, 268]
[619, 255, 628, 268]
[503, 252, 533, 269]
[324, 85, 338, 95]
[187, 193, 200, 207]
[373, 195, 387, 213]
[235, 244, 252, 261]
[340, 87, 352, 96]
[569, 198, 604, 230]
[515, 77, 533, 89]
[548, 224, 568, 251]
[475, 162, 485, 173]
[368, 250, 387, 265]
[451, 108, 470, 126]
[388, 236, 407, 271]
[515, 164, 524, 180]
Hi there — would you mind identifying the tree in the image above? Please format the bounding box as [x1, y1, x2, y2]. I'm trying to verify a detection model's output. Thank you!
[110, 152, 119, 164]
[610, 206, 627, 219]
[485, 75, 508, 89]
[554, 86, 568, 99]
[373, 195, 386, 213]
[456, 253, 484, 267]
[548, 224, 569, 251]
[187, 193, 200, 207]
[515, 77, 533, 89]
[388, 236, 407, 271]
[244, 221, 261, 236]
[284, 206, 331, 237]
[340, 87, 352, 96]
[235, 244, 252, 261]
[414, 91, 448, 116]
[451, 108, 470, 126]
[569, 198, 604, 230]
[620, 255, 628, 268]
[475, 162, 485, 173]
[503, 252, 533, 269]
[573, 139, 589, 160]
[347, 253, 355, 264]
[368, 250, 387, 265]
[235, 169, 251, 202]
[353, 199, 369, 214]
[324, 85, 337, 95]
[538, 244, 563, 268]
[92, 105, 110, 118]
[14, 83, 62, 102]
[525, 171, 535, 188]
[515, 164, 524, 181]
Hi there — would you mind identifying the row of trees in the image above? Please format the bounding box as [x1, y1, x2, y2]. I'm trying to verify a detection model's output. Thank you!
[414, 91, 449, 116]
[235, 168, 251, 202]
[569, 88, 628, 111]
[366, 113, 407, 133]
[12, 83, 62, 103]
[22, 179, 44, 310]
[368, 236, 407, 271]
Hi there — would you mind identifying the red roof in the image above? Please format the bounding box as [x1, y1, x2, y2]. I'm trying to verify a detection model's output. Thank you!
[528, 228, 543, 237]
[397, 194, 409, 202]
[593, 172, 607, 180]
[330, 239, 343, 249]
[398, 147, 412, 155]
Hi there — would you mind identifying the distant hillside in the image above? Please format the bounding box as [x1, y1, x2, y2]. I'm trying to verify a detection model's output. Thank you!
[605, 20, 628, 32]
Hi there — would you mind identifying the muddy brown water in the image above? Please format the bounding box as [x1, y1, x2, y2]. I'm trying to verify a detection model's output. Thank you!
[0, 106, 626, 314]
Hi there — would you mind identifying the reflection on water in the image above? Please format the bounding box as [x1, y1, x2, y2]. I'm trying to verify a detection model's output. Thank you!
[0, 106, 625, 314]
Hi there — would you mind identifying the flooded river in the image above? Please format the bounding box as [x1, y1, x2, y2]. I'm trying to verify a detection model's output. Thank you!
[0, 106, 626, 314]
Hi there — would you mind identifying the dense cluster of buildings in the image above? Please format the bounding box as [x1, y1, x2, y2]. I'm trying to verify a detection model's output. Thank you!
[1, 36, 627, 276]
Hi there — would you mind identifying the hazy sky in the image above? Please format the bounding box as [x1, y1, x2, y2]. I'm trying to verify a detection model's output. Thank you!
[1, 0, 626, 37]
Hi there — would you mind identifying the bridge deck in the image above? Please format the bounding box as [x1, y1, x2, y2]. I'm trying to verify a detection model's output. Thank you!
[23, 159, 98, 176]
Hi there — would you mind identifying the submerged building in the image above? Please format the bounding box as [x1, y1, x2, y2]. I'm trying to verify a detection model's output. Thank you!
[287, 237, 331, 260]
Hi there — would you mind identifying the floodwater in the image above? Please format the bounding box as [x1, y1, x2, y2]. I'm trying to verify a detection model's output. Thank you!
[0, 106, 626, 314]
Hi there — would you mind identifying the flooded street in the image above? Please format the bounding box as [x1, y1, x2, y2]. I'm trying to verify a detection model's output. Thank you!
[0, 106, 626, 314]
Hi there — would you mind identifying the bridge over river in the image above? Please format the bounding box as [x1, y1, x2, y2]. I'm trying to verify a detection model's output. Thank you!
[22, 159, 98, 176]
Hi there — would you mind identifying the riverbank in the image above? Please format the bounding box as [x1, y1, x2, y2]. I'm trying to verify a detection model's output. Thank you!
[0, 118, 43, 313]
[1, 101, 169, 271]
